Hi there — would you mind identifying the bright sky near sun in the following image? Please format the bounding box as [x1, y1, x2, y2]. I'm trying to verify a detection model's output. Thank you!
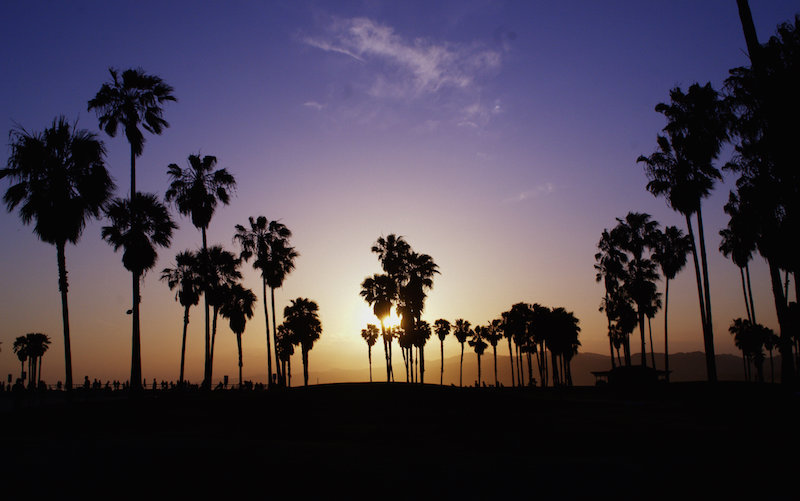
[0, 1, 798, 385]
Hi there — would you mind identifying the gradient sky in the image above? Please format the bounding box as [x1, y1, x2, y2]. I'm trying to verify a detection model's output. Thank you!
[1, 1, 798, 385]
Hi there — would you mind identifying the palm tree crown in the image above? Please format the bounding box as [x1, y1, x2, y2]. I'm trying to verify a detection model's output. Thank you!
[165, 154, 236, 236]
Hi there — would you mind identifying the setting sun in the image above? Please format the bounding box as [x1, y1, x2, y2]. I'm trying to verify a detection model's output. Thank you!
[360, 305, 402, 330]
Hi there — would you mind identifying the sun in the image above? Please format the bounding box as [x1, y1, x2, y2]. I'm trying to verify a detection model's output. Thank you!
[360, 305, 401, 329]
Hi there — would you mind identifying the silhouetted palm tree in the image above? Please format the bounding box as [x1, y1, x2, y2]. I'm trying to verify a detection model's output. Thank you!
[88, 67, 175, 200]
[638, 82, 731, 382]
[21, 333, 51, 389]
[283, 298, 322, 386]
[2, 117, 114, 390]
[360, 273, 397, 381]
[653, 226, 691, 381]
[729, 318, 765, 382]
[413, 320, 432, 384]
[548, 308, 581, 386]
[234, 216, 298, 387]
[166, 153, 236, 388]
[469, 326, 489, 386]
[276, 323, 295, 387]
[198, 245, 242, 383]
[161, 250, 202, 384]
[434, 319, 451, 385]
[453, 319, 471, 387]
[613, 212, 661, 368]
[102, 193, 176, 391]
[720, 197, 758, 325]
[219, 283, 257, 386]
[486, 319, 504, 387]
[361, 324, 379, 382]
[12, 336, 28, 383]
[595, 228, 629, 369]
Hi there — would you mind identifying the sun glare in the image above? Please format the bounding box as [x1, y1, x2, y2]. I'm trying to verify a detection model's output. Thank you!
[360, 305, 402, 329]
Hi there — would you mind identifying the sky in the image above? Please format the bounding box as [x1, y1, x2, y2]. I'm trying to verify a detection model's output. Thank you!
[1, 1, 798, 385]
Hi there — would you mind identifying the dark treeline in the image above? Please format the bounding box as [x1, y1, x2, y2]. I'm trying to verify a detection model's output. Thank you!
[599, 2, 800, 384]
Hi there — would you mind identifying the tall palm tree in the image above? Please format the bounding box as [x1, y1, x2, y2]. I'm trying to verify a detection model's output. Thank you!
[12, 336, 28, 383]
[160, 250, 202, 384]
[453, 319, 471, 387]
[638, 82, 731, 382]
[614, 212, 661, 368]
[414, 320, 432, 384]
[102, 193, 176, 391]
[198, 245, 242, 384]
[652, 226, 691, 381]
[88, 67, 175, 200]
[284, 298, 322, 386]
[234, 216, 298, 387]
[2, 117, 114, 390]
[720, 192, 758, 324]
[276, 323, 296, 387]
[469, 326, 489, 387]
[548, 308, 581, 386]
[360, 273, 396, 381]
[486, 319, 504, 387]
[27, 333, 52, 388]
[595, 228, 629, 369]
[434, 319, 451, 385]
[361, 324, 380, 382]
[219, 283, 257, 386]
[166, 153, 236, 388]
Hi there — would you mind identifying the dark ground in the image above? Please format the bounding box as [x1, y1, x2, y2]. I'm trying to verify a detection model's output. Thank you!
[1, 382, 797, 499]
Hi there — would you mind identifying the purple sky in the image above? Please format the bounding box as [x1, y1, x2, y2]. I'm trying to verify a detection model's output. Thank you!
[1, 1, 797, 384]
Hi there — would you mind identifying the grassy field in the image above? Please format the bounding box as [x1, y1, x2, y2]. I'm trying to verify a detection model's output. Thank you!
[1, 382, 797, 498]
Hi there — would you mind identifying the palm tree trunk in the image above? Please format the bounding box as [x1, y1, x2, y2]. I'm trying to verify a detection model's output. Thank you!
[740, 267, 752, 323]
[388, 335, 394, 382]
[784, 271, 790, 307]
[440, 339, 445, 385]
[648, 316, 656, 369]
[262, 279, 272, 388]
[768, 260, 796, 383]
[368, 345, 373, 382]
[302, 347, 309, 386]
[741, 351, 748, 381]
[459, 343, 464, 387]
[380, 321, 389, 382]
[526, 351, 533, 387]
[202, 228, 211, 390]
[477, 353, 482, 387]
[769, 348, 775, 383]
[695, 208, 717, 382]
[746, 264, 756, 324]
[209, 305, 219, 384]
[287, 356, 292, 387]
[420, 344, 425, 384]
[131, 271, 143, 391]
[492, 345, 498, 387]
[236, 332, 243, 386]
[271, 287, 281, 386]
[180, 305, 190, 384]
[664, 278, 671, 382]
[19, 359, 24, 382]
[684, 214, 711, 380]
[507, 338, 515, 387]
[56, 241, 74, 391]
[638, 311, 646, 368]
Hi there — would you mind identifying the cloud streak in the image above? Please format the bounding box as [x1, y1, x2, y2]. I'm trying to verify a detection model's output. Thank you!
[304, 17, 501, 98]
[505, 183, 555, 204]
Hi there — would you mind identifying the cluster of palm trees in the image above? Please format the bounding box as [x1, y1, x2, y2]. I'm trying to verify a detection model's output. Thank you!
[2, 67, 323, 390]
[620, 5, 800, 383]
[595, 213, 691, 379]
[728, 318, 779, 383]
[360, 296, 582, 388]
[11, 333, 51, 389]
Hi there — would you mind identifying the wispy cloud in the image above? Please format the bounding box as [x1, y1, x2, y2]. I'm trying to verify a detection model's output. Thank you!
[303, 101, 326, 110]
[303, 17, 501, 98]
[505, 183, 555, 204]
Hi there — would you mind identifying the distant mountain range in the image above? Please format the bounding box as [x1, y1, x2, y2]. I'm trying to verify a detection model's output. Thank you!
[302, 351, 783, 386]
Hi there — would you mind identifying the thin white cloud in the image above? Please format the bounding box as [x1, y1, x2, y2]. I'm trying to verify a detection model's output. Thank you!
[505, 183, 555, 204]
[303, 101, 326, 110]
[304, 17, 501, 98]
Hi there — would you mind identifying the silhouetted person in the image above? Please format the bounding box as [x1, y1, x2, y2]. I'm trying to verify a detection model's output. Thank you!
[83, 376, 90, 390]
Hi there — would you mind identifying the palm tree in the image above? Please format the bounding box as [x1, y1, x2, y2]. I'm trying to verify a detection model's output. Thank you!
[102, 193, 176, 391]
[414, 320, 432, 384]
[595, 228, 629, 369]
[283, 298, 322, 386]
[88, 67, 175, 200]
[198, 245, 242, 384]
[485, 319, 504, 387]
[469, 326, 489, 387]
[276, 323, 296, 387]
[548, 308, 581, 386]
[160, 250, 202, 384]
[166, 153, 236, 388]
[20, 333, 51, 389]
[434, 319, 451, 385]
[361, 324, 380, 382]
[234, 216, 298, 387]
[360, 273, 397, 381]
[219, 283, 257, 386]
[12, 336, 28, 383]
[653, 226, 691, 381]
[638, 82, 731, 382]
[729, 318, 765, 382]
[721, 192, 759, 324]
[453, 319, 471, 387]
[613, 212, 661, 368]
[2, 117, 114, 391]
